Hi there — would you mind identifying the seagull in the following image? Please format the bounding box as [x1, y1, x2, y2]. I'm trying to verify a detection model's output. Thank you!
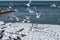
[26, 3, 30, 7]
[22, 19, 26, 23]
[9, 5, 12, 9]
[8, 2, 13, 9]
[15, 17, 20, 21]
[25, 16, 31, 23]
[26, 16, 30, 19]
[10, 2, 13, 6]
[36, 12, 41, 18]
[11, 15, 20, 21]
[27, 20, 30, 23]
[26, 0, 31, 7]
[36, 15, 40, 18]
[15, 9, 19, 11]
[27, 7, 34, 13]
[36, 12, 39, 16]
[34, 6, 42, 18]
[50, 3, 56, 7]
[34, 7, 37, 10]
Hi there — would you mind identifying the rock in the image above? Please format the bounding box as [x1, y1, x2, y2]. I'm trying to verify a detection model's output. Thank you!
[17, 28, 24, 32]
[21, 34, 26, 37]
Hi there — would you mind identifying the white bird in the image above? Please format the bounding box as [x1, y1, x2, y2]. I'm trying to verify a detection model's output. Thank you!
[26, 0, 31, 7]
[36, 15, 40, 18]
[27, 20, 30, 23]
[22, 19, 26, 23]
[15, 17, 20, 21]
[27, 7, 34, 13]
[26, 3, 30, 7]
[9, 5, 12, 9]
[36, 12, 39, 16]
[11, 15, 20, 21]
[10, 2, 13, 6]
[36, 12, 41, 18]
[34, 7, 37, 10]
[50, 3, 56, 7]
[34, 7, 42, 18]
[26, 16, 30, 19]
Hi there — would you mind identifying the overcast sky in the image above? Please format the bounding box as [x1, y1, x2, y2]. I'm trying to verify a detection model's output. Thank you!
[0, 0, 60, 1]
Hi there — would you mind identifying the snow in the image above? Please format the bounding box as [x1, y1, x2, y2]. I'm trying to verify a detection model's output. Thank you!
[0, 21, 5, 25]
[0, 22, 60, 40]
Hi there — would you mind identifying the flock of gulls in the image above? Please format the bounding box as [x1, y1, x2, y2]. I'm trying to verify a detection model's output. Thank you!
[0, 0, 58, 23]
[9, 1, 42, 23]
[0, 0, 60, 40]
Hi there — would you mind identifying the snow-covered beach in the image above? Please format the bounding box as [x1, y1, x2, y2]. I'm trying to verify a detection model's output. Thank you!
[0, 21, 60, 40]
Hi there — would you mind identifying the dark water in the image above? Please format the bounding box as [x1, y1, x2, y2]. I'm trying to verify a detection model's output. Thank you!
[0, 1, 60, 24]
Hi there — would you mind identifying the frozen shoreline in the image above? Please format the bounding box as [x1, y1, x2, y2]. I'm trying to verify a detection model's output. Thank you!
[0, 21, 60, 40]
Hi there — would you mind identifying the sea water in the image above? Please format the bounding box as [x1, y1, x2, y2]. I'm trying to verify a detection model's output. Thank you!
[0, 1, 60, 24]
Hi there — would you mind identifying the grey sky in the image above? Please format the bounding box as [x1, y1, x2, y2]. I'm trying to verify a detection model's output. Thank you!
[0, 0, 60, 1]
